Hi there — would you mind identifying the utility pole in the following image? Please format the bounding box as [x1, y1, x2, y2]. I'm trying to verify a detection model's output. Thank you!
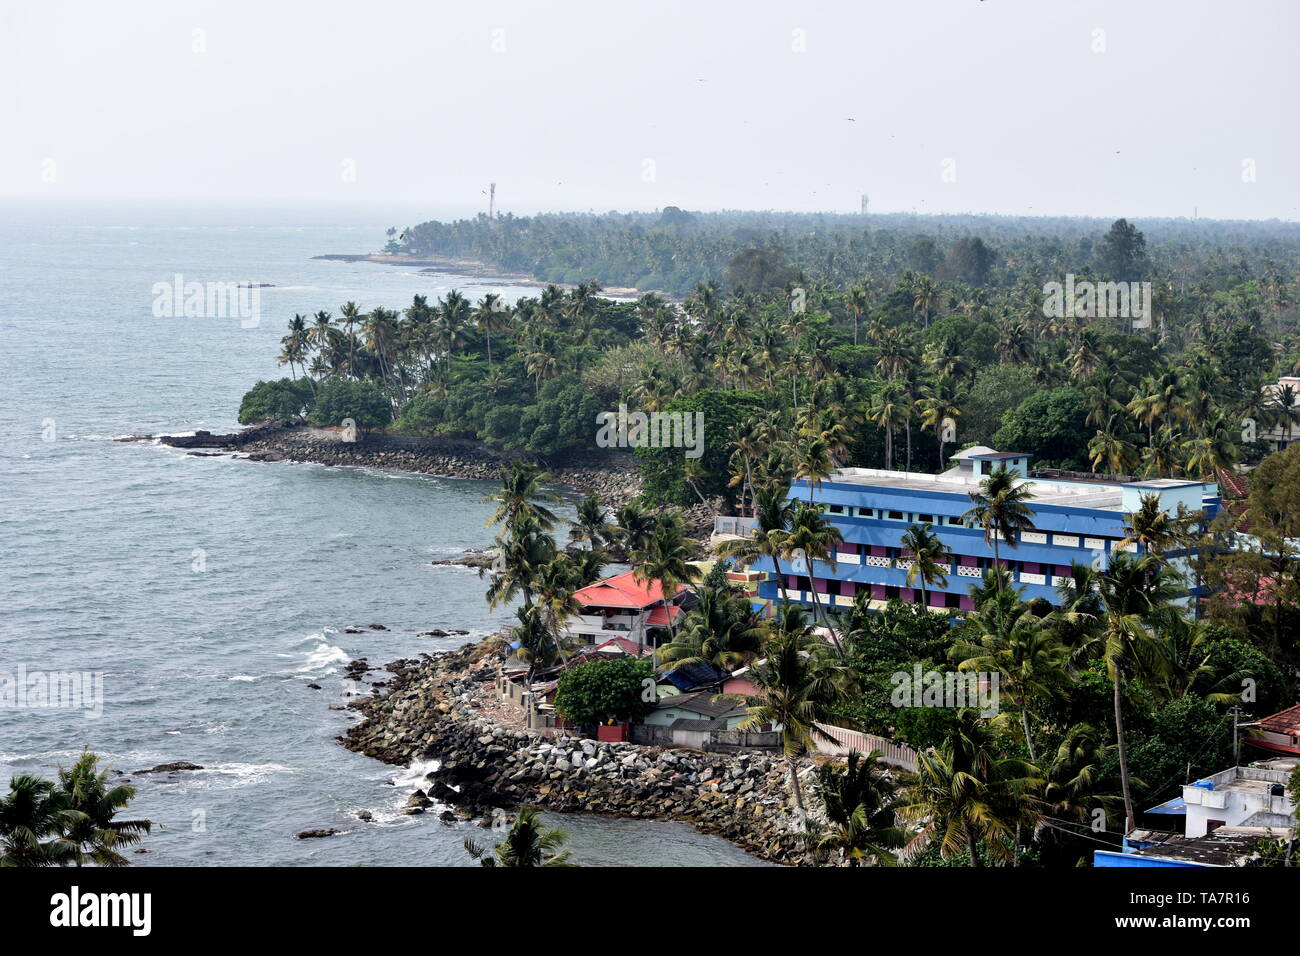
[1231, 707, 1261, 766]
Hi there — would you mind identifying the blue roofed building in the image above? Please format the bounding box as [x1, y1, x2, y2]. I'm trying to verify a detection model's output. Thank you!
[716, 446, 1220, 614]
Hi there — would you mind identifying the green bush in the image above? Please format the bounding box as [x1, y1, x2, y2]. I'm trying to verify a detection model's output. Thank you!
[553, 657, 653, 727]
[237, 378, 315, 424]
[308, 378, 391, 432]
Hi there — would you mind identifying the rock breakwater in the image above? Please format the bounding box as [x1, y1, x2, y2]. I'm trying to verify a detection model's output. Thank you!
[340, 645, 820, 865]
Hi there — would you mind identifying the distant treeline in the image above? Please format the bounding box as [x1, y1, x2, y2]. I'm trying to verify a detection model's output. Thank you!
[389, 207, 1300, 297]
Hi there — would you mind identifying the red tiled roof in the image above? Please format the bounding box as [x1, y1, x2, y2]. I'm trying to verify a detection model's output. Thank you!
[572, 570, 686, 610]
[1260, 704, 1300, 735]
[1216, 468, 1249, 500]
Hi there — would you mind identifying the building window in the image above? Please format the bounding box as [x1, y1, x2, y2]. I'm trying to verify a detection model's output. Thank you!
[888, 510, 905, 520]
[917, 513, 934, 524]
[828, 505, 845, 514]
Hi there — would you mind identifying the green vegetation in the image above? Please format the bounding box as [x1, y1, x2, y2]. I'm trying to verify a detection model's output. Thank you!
[238, 377, 314, 424]
[330, 209, 1300, 866]
[0, 750, 151, 867]
[244, 214, 1300, 511]
[464, 807, 575, 867]
[553, 657, 653, 728]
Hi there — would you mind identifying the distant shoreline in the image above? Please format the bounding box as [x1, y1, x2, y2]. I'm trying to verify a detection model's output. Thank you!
[313, 252, 644, 299]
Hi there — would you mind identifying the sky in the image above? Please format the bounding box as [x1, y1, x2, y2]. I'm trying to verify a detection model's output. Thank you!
[2, 0, 1297, 220]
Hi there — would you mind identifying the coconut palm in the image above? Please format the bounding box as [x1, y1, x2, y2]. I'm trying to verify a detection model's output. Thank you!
[794, 433, 835, 504]
[1040, 724, 1123, 858]
[811, 750, 906, 866]
[899, 522, 952, 610]
[474, 293, 510, 367]
[895, 710, 1042, 867]
[733, 631, 852, 829]
[482, 513, 557, 611]
[629, 513, 697, 656]
[784, 500, 845, 651]
[569, 494, 615, 550]
[918, 376, 964, 469]
[1096, 551, 1183, 832]
[1118, 492, 1189, 563]
[658, 586, 766, 674]
[961, 466, 1036, 600]
[56, 750, 152, 866]
[1088, 416, 1141, 476]
[868, 379, 910, 470]
[464, 807, 575, 867]
[0, 775, 82, 867]
[949, 603, 1070, 762]
[715, 484, 795, 604]
[480, 461, 560, 532]
[612, 502, 656, 557]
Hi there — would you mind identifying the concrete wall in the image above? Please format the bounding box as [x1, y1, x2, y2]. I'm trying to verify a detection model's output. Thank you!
[630, 724, 781, 752]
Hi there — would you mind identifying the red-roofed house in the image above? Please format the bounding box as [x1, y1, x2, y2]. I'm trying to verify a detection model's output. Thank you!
[566, 569, 691, 648]
[1243, 703, 1300, 757]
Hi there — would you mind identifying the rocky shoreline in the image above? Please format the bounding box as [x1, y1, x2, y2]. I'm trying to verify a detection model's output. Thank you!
[133, 422, 720, 541]
[141, 422, 643, 508]
[339, 641, 822, 866]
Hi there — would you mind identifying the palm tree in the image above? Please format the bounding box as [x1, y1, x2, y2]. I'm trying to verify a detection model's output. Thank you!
[1118, 492, 1189, 563]
[279, 313, 310, 380]
[912, 276, 942, 329]
[474, 293, 510, 368]
[733, 631, 852, 829]
[480, 461, 560, 532]
[715, 484, 795, 604]
[1040, 724, 1123, 860]
[848, 283, 871, 346]
[895, 711, 1042, 867]
[57, 750, 152, 866]
[0, 775, 81, 867]
[811, 750, 905, 866]
[1088, 416, 1140, 476]
[961, 467, 1036, 601]
[949, 603, 1070, 762]
[483, 513, 557, 611]
[794, 434, 834, 504]
[899, 522, 952, 610]
[338, 301, 362, 377]
[464, 807, 575, 866]
[612, 502, 656, 558]
[918, 376, 964, 469]
[658, 585, 765, 674]
[868, 379, 909, 470]
[629, 513, 697, 658]
[784, 500, 845, 651]
[1096, 551, 1183, 832]
[569, 494, 614, 550]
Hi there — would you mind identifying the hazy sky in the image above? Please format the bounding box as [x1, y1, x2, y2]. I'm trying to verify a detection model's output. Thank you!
[3, 0, 1297, 219]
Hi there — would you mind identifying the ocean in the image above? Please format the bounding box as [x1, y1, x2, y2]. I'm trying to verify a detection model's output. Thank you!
[0, 199, 765, 866]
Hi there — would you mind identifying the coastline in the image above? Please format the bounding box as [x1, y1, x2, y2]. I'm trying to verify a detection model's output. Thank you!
[339, 639, 819, 866]
[141, 422, 720, 542]
[147, 422, 644, 507]
[313, 252, 644, 298]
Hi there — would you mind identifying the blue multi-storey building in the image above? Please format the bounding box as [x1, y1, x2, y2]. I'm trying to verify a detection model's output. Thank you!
[721, 446, 1220, 614]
